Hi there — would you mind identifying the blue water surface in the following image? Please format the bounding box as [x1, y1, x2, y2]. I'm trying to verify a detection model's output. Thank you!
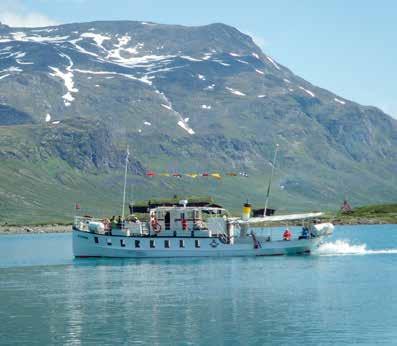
[1, 224, 397, 345]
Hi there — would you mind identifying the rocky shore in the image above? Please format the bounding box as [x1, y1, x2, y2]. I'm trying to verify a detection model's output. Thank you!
[0, 224, 71, 235]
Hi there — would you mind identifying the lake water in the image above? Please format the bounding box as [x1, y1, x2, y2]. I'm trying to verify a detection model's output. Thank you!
[1, 224, 397, 345]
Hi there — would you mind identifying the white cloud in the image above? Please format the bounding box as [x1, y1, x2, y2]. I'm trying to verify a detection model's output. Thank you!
[0, 1, 58, 28]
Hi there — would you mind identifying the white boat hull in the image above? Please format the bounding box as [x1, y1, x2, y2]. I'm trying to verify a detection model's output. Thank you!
[73, 229, 324, 258]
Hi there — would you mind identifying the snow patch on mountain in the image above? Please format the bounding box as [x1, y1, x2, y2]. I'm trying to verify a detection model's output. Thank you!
[299, 86, 315, 97]
[226, 87, 246, 96]
[334, 98, 346, 105]
[181, 56, 202, 62]
[266, 56, 280, 70]
[201, 53, 212, 60]
[159, 92, 195, 135]
[73, 68, 152, 85]
[49, 53, 78, 106]
[178, 120, 195, 135]
[161, 104, 172, 110]
[10, 32, 69, 43]
[80, 32, 111, 49]
[213, 60, 230, 67]
[204, 84, 215, 90]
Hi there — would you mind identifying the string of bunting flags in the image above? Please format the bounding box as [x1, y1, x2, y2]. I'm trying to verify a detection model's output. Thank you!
[146, 171, 249, 179]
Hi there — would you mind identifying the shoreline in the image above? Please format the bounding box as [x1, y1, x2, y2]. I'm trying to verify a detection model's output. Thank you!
[0, 224, 71, 235]
[0, 219, 395, 235]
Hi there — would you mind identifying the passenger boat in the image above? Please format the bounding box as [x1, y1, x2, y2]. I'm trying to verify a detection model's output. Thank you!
[72, 201, 334, 258]
[72, 145, 334, 258]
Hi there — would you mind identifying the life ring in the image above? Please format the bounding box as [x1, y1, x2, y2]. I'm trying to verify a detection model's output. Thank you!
[210, 239, 219, 248]
[151, 218, 162, 233]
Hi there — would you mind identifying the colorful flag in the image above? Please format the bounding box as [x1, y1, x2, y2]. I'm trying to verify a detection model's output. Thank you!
[211, 173, 222, 179]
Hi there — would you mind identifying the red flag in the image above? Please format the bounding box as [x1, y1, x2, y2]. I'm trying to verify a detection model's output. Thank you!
[146, 171, 156, 177]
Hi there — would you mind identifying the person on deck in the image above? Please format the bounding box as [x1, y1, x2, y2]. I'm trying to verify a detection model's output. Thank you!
[283, 229, 292, 241]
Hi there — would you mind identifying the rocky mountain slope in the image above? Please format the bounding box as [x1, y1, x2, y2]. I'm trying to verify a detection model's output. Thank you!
[0, 20, 396, 223]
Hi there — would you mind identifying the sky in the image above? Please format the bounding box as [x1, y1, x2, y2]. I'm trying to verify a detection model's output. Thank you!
[0, 0, 396, 118]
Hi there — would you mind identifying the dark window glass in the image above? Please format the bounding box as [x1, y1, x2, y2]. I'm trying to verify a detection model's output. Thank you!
[150, 240, 155, 248]
[135, 240, 140, 248]
[195, 239, 200, 248]
[94, 237, 99, 244]
[107, 238, 112, 246]
[179, 239, 185, 248]
[120, 239, 126, 247]
[164, 240, 170, 248]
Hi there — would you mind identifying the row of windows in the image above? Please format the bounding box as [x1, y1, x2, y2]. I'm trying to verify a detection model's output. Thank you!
[95, 237, 201, 249]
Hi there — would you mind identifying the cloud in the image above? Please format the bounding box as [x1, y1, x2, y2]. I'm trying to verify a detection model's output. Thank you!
[0, 1, 58, 28]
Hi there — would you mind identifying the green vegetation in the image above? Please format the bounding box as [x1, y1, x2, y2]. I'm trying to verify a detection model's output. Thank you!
[323, 204, 397, 225]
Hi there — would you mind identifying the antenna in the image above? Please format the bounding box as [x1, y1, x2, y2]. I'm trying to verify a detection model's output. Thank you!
[264, 144, 279, 217]
[121, 145, 130, 220]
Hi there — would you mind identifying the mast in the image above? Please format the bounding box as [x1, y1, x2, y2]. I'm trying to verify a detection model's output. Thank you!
[121, 145, 130, 220]
[264, 144, 279, 217]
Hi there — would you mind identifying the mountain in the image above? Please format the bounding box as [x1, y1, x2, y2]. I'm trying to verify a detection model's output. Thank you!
[0, 20, 396, 223]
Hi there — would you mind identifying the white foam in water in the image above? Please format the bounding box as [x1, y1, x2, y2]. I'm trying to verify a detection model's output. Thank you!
[315, 240, 397, 256]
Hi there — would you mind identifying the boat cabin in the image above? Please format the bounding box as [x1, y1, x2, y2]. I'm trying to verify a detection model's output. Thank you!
[150, 206, 227, 237]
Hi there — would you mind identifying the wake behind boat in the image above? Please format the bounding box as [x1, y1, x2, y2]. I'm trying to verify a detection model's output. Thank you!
[72, 201, 334, 258]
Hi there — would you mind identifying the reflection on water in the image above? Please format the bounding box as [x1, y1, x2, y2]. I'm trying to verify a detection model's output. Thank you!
[1, 225, 397, 345]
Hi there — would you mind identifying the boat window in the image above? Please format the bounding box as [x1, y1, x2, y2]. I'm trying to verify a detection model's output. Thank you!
[150, 240, 155, 248]
[195, 239, 200, 248]
[135, 240, 140, 248]
[107, 238, 112, 246]
[120, 239, 126, 247]
[164, 240, 170, 248]
[179, 239, 185, 248]
[94, 236, 99, 244]
[165, 212, 171, 230]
